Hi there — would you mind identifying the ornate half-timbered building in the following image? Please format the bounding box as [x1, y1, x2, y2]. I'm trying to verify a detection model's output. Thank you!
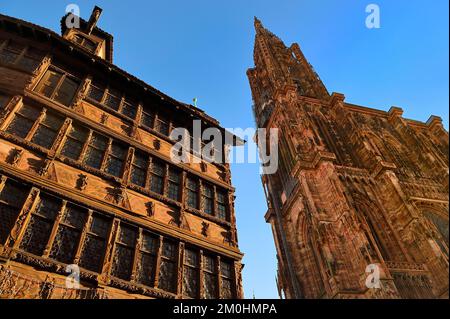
[0, 7, 244, 299]
[247, 18, 448, 299]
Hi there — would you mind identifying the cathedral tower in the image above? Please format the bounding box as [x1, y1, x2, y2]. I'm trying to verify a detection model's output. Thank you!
[248, 18, 448, 299]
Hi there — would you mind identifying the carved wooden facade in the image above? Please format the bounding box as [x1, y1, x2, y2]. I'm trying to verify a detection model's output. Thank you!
[0, 8, 243, 299]
[247, 18, 448, 299]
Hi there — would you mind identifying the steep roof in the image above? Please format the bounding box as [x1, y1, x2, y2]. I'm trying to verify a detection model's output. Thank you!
[0, 12, 245, 146]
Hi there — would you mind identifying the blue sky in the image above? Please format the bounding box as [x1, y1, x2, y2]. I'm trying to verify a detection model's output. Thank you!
[1, 0, 448, 298]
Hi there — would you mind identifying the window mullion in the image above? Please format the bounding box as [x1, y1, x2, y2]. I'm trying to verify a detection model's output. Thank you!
[79, 129, 93, 163]
[72, 209, 93, 265]
[198, 179, 203, 212]
[122, 147, 135, 183]
[101, 86, 110, 105]
[9, 187, 41, 251]
[135, 102, 143, 127]
[51, 117, 72, 155]
[130, 227, 142, 283]
[216, 256, 222, 299]
[163, 163, 169, 197]
[42, 200, 67, 258]
[117, 94, 125, 114]
[145, 156, 153, 190]
[199, 250, 205, 299]
[213, 185, 218, 218]
[99, 218, 120, 282]
[177, 242, 185, 297]
[25, 108, 46, 141]
[100, 138, 113, 171]
[50, 73, 66, 100]
[180, 171, 187, 207]
[153, 235, 164, 289]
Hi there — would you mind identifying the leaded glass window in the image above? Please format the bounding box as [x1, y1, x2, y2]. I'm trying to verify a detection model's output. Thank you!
[130, 151, 148, 187]
[49, 204, 86, 264]
[35, 68, 80, 106]
[220, 260, 234, 299]
[155, 114, 169, 136]
[136, 232, 158, 287]
[5, 104, 40, 139]
[0, 40, 22, 64]
[17, 47, 44, 73]
[186, 177, 199, 209]
[54, 77, 80, 106]
[72, 34, 98, 53]
[202, 184, 214, 215]
[79, 214, 111, 273]
[103, 88, 121, 111]
[111, 224, 137, 280]
[35, 69, 62, 98]
[20, 195, 61, 256]
[83, 132, 108, 169]
[30, 111, 64, 149]
[167, 168, 180, 201]
[182, 248, 199, 298]
[216, 190, 228, 220]
[203, 255, 218, 299]
[141, 109, 154, 129]
[158, 240, 177, 293]
[61, 124, 89, 160]
[0, 180, 29, 245]
[87, 82, 105, 102]
[121, 99, 137, 119]
[150, 160, 165, 195]
[105, 142, 128, 177]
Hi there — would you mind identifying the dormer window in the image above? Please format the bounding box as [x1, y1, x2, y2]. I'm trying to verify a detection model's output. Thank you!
[72, 34, 98, 53]
[61, 6, 113, 62]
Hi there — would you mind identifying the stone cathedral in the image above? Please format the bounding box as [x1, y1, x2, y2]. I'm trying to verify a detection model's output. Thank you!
[248, 18, 448, 299]
[0, 7, 244, 299]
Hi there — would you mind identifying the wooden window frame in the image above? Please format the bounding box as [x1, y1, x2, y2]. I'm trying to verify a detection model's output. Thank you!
[34, 66, 81, 107]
